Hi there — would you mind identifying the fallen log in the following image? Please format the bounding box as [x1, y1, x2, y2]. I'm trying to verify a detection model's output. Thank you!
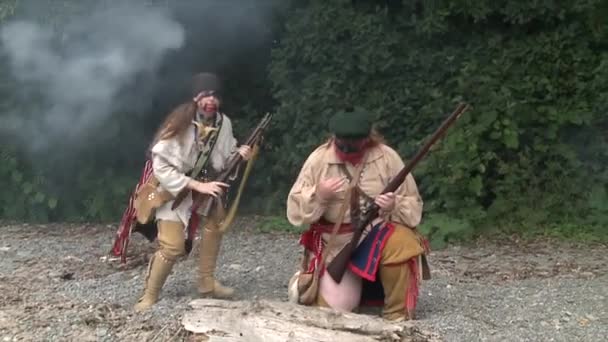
[182, 299, 441, 342]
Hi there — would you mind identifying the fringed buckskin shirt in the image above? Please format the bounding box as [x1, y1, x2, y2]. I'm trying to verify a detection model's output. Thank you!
[150, 113, 238, 226]
[286, 141, 423, 262]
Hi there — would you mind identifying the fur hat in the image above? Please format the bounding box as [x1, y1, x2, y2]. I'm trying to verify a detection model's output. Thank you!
[191, 72, 221, 97]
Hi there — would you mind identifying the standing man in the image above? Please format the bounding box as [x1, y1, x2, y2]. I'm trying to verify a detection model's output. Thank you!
[286, 108, 429, 321]
[134, 72, 252, 311]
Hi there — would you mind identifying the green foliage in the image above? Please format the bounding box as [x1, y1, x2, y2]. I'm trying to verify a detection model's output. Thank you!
[0, 146, 57, 222]
[267, 0, 608, 245]
[0, 145, 138, 222]
[0, 0, 17, 21]
[418, 213, 476, 249]
[544, 224, 607, 244]
[256, 215, 301, 234]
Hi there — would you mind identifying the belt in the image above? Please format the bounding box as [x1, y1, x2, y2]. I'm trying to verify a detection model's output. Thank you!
[310, 218, 353, 234]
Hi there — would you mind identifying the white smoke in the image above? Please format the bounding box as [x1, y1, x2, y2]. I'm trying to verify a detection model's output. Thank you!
[0, 2, 185, 151]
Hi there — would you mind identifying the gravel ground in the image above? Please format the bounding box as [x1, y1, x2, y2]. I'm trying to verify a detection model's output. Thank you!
[0, 218, 606, 341]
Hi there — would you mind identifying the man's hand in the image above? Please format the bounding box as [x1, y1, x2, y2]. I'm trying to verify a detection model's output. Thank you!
[188, 180, 229, 197]
[237, 145, 253, 161]
[316, 177, 346, 201]
[375, 192, 396, 213]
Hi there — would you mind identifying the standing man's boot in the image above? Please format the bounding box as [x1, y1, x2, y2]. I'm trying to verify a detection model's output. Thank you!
[134, 252, 175, 311]
[134, 220, 185, 312]
[197, 224, 234, 298]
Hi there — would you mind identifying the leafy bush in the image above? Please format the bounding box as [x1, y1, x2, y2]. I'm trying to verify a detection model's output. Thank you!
[266, 0, 608, 242]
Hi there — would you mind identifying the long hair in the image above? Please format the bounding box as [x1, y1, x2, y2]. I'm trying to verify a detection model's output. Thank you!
[147, 101, 197, 155]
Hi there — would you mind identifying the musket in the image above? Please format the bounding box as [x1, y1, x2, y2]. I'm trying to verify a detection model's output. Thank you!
[171, 112, 273, 212]
[325, 103, 470, 283]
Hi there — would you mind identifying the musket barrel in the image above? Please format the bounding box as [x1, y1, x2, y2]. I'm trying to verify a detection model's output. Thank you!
[325, 103, 470, 283]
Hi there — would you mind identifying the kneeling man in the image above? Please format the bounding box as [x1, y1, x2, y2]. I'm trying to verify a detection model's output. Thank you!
[286, 108, 429, 321]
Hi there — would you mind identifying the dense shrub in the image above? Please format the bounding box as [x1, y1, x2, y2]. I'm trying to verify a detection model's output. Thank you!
[265, 0, 608, 245]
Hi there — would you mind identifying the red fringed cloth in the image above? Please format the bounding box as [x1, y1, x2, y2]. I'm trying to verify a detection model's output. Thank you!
[299, 219, 430, 314]
[299, 219, 353, 276]
[110, 159, 199, 263]
[111, 160, 154, 263]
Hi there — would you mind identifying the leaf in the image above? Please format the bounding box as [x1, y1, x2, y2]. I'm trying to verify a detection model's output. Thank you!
[468, 176, 483, 196]
[588, 187, 608, 211]
[11, 171, 23, 183]
[568, 115, 584, 125]
[489, 131, 502, 139]
[48, 197, 58, 210]
[33, 192, 45, 204]
[503, 131, 519, 149]
[22, 182, 33, 194]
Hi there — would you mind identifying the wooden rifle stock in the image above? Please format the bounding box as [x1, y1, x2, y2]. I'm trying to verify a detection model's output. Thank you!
[171, 113, 273, 211]
[325, 103, 470, 283]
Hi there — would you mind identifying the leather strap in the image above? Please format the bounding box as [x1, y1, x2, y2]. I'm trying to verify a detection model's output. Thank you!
[319, 155, 368, 271]
[337, 163, 373, 225]
[189, 112, 224, 179]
